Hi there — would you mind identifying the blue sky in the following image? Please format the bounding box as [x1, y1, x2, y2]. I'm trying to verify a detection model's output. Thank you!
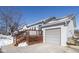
[0, 6, 79, 29]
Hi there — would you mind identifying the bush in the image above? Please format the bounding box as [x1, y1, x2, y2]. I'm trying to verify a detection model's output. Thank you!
[67, 37, 76, 45]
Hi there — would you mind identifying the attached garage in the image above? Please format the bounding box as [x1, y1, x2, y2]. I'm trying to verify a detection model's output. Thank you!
[45, 28, 61, 45]
[27, 14, 76, 46]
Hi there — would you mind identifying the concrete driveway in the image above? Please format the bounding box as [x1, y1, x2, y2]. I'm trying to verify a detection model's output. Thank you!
[1, 43, 79, 53]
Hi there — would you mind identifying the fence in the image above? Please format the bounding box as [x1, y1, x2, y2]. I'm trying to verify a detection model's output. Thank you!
[14, 30, 43, 46]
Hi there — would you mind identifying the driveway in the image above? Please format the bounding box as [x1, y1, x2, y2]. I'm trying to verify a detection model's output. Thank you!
[1, 43, 79, 53]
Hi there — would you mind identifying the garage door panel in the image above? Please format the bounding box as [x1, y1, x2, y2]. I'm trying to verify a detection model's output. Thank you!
[46, 38, 60, 42]
[45, 36, 60, 38]
[46, 40, 60, 45]
[45, 28, 61, 45]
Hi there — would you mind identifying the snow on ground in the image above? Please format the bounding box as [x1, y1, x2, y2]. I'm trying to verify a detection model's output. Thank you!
[0, 34, 13, 48]
[18, 42, 28, 47]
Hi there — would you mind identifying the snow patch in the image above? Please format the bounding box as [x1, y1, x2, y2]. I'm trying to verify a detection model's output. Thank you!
[18, 42, 28, 47]
[0, 34, 13, 47]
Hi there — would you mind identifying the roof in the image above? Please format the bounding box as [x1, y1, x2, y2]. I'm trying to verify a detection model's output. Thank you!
[27, 17, 57, 27]
[27, 14, 76, 28]
[42, 14, 76, 28]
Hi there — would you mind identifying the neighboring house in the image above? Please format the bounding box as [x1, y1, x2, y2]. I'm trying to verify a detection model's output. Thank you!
[22, 14, 76, 46]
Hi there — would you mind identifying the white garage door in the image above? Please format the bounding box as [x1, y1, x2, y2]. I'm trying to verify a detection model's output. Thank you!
[45, 28, 61, 45]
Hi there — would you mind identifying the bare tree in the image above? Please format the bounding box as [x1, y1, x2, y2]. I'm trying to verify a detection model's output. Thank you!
[0, 8, 22, 35]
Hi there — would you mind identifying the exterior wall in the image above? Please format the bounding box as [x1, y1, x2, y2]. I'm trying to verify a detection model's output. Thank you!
[67, 20, 75, 38]
[61, 26, 67, 46]
[42, 25, 68, 46]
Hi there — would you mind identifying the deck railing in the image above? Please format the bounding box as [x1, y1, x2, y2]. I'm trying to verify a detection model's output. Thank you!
[14, 29, 43, 46]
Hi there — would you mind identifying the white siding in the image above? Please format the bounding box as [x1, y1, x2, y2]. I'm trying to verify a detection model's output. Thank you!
[67, 20, 74, 38]
[61, 26, 67, 46]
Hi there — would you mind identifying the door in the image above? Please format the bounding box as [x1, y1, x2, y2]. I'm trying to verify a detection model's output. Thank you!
[45, 28, 61, 45]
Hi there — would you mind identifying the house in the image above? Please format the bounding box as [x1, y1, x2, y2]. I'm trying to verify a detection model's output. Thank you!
[26, 14, 76, 46]
[27, 17, 56, 30]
